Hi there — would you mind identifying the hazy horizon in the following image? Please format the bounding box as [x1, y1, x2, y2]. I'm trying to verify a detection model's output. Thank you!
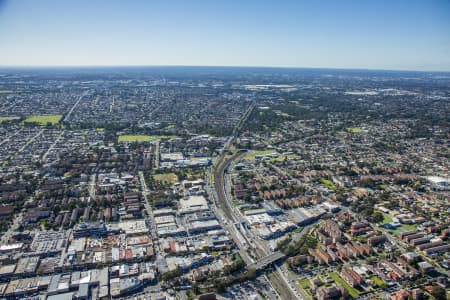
[1, 65, 450, 74]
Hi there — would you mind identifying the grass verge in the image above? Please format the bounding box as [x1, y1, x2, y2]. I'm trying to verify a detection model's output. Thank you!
[328, 272, 362, 298]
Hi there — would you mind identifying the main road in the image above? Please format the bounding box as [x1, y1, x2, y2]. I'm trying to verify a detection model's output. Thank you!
[138, 171, 164, 295]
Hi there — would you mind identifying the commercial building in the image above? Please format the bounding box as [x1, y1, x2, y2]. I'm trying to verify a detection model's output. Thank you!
[179, 196, 209, 215]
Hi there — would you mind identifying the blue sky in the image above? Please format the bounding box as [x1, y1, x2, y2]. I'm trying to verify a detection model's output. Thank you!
[0, 0, 449, 71]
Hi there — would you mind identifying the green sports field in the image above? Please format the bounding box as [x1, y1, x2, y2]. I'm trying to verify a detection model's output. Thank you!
[346, 127, 365, 133]
[24, 114, 62, 125]
[118, 134, 177, 142]
[153, 173, 179, 184]
[0, 117, 17, 123]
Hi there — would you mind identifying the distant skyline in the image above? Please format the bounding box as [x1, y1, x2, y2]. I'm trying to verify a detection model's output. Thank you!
[0, 0, 449, 71]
